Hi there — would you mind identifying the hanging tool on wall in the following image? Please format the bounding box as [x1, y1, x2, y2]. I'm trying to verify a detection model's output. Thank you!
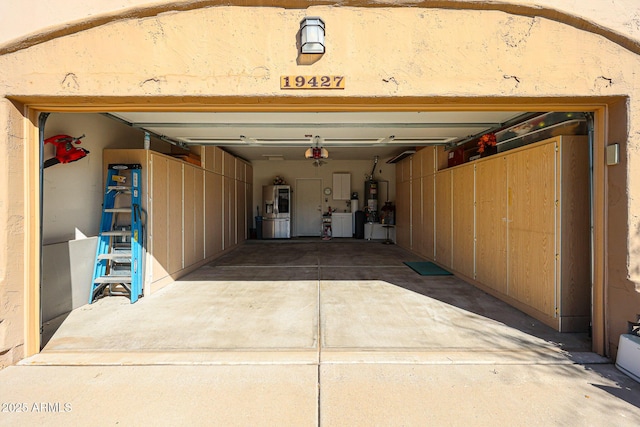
[43, 134, 89, 168]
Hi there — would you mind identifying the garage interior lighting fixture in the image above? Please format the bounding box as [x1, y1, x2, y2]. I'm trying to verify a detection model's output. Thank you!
[300, 17, 325, 54]
[305, 136, 329, 161]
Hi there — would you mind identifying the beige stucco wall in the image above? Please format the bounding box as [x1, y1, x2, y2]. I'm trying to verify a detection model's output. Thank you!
[2, 1, 640, 50]
[0, 99, 27, 365]
[1, 2, 640, 365]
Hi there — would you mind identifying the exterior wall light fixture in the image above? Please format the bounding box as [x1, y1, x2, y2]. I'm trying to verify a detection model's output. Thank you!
[300, 17, 325, 54]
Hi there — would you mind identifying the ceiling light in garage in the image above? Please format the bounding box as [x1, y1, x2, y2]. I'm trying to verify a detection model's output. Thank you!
[305, 136, 329, 160]
[300, 17, 325, 54]
[304, 146, 329, 159]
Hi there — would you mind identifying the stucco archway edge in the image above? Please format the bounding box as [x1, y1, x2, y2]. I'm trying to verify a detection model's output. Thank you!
[1, 1, 640, 55]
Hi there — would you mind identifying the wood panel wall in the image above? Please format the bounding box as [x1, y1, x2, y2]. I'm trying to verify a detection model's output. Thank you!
[194, 168, 205, 263]
[452, 164, 474, 278]
[475, 156, 508, 293]
[507, 142, 556, 317]
[395, 136, 590, 332]
[150, 154, 168, 281]
[183, 165, 205, 267]
[418, 147, 436, 259]
[205, 171, 223, 258]
[167, 158, 183, 275]
[237, 180, 246, 242]
[411, 178, 422, 252]
[184, 165, 196, 267]
[421, 174, 435, 259]
[435, 170, 452, 268]
[396, 163, 411, 248]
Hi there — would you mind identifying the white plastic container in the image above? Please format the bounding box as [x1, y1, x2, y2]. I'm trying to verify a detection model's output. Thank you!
[616, 334, 640, 383]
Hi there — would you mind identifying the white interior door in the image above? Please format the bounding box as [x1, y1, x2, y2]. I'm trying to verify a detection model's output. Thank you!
[295, 178, 322, 236]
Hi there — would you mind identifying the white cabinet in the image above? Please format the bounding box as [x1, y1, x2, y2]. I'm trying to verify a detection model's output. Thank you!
[332, 173, 351, 200]
[331, 213, 352, 237]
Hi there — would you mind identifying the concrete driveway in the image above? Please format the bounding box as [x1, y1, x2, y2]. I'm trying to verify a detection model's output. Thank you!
[2, 240, 639, 426]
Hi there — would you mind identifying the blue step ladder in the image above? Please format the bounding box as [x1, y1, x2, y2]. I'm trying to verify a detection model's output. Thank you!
[90, 163, 145, 304]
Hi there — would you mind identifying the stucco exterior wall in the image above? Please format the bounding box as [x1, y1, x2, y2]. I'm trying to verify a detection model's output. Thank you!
[0, 99, 26, 365]
[2, 1, 640, 50]
[1, 2, 640, 365]
[606, 97, 636, 355]
[2, 5, 638, 100]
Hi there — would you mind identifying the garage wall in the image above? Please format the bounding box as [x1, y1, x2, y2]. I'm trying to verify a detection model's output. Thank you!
[43, 113, 170, 245]
[252, 159, 396, 234]
[41, 237, 96, 323]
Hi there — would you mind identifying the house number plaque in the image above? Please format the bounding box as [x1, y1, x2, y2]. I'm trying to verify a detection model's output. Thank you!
[280, 75, 345, 89]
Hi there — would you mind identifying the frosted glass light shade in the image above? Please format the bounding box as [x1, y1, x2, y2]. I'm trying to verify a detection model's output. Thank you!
[300, 17, 325, 54]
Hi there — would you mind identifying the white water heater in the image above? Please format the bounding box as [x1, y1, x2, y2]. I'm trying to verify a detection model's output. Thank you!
[616, 334, 640, 383]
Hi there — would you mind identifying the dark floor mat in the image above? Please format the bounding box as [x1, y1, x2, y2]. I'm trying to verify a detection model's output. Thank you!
[403, 261, 453, 276]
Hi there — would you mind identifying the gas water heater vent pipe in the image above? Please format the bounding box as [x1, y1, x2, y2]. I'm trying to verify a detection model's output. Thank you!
[370, 156, 379, 180]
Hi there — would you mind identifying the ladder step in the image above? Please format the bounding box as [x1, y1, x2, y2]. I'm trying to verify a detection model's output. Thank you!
[98, 252, 132, 260]
[107, 185, 132, 192]
[112, 244, 133, 251]
[101, 230, 131, 237]
[94, 276, 133, 284]
[104, 208, 132, 213]
[109, 163, 142, 171]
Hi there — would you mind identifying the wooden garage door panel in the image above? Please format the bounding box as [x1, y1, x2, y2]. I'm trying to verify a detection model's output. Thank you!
[223, 176, 235, 249]
[475, 156, 508, 293]
[183, 165, 196, 267]
[194, 168, 205, 262]
[421, 175, 435, 260]
[507, 143, 556, 316]
[150, 154, 168, 281]
[452, 164, 475, 278]
[396, 180, 410, 248]
[203, 146, 214, 172]
[223, 151, 235, 178]
[422, 147, 436, 176]
[435, 170, 452, 268]
[205, 171, 223, 257]
[237, 180, 246, 242]
[167, 159, 183, 274]
[411, 178, 422, 252]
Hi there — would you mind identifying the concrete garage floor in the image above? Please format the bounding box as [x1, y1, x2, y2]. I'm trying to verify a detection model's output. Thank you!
[3, 240, 640, 425]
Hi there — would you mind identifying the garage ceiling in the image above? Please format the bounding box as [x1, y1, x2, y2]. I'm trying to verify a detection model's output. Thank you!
[107, 111, 529, 162]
